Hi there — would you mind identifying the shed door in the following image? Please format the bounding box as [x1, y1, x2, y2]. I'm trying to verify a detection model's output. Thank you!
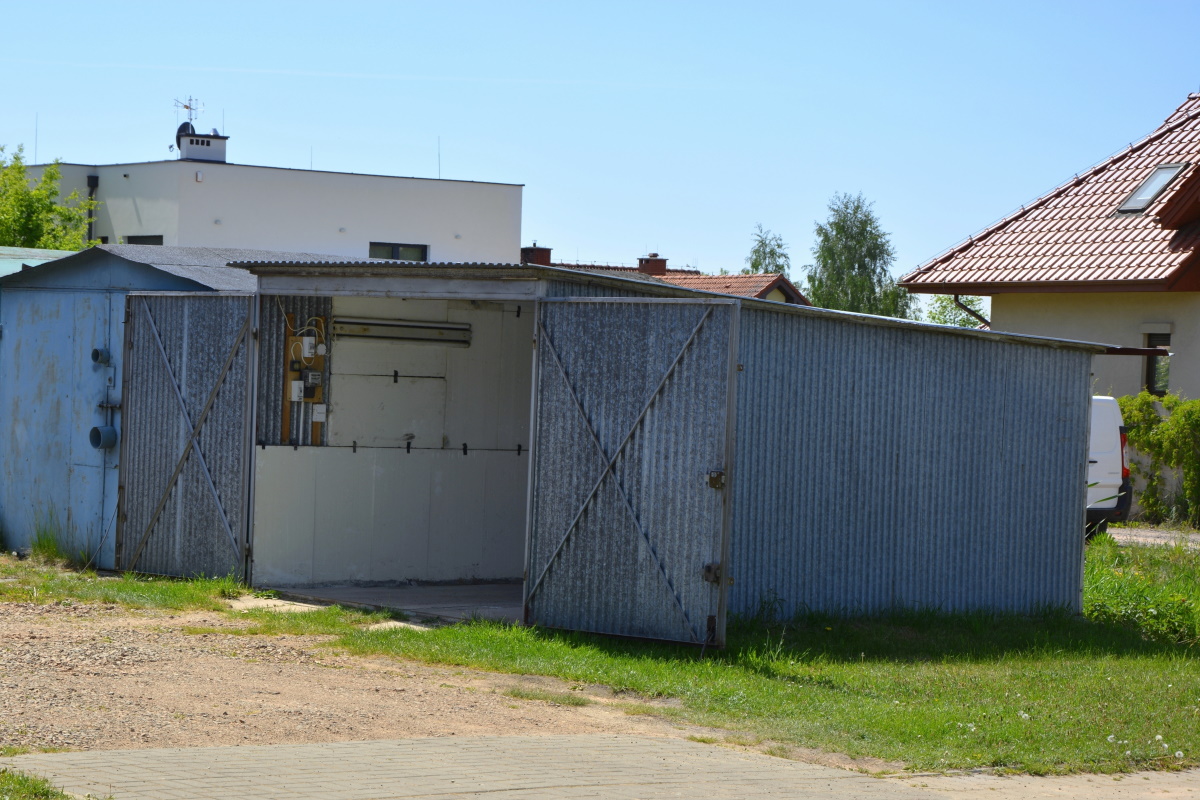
[525, 299, 737, 645]
[116, 295, 255, 579]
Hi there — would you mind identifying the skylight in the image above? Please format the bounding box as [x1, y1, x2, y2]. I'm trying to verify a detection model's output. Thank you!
[1118, 163, 1186, 213]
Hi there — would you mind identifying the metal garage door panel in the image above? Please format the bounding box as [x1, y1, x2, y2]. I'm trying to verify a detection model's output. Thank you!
[117, 295, 254, 579]
[525, 300, 736, 645]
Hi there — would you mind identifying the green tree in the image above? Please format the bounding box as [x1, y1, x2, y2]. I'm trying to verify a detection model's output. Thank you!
[0, 145, 97, 250]
[803, 192, 918, 318]
[927, 294, 988, 328]
[743, 224, 790, 276]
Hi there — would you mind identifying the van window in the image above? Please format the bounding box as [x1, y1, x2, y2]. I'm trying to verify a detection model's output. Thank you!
[1090, 404, 1119, 455]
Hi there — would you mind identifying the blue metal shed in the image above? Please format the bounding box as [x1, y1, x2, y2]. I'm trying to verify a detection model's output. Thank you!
[0, 245, 338, 567]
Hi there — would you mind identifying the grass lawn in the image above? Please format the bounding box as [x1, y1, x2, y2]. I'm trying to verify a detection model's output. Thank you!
[0, 768, 77, 800]
[0, 555, 241, 611]
[2, 535, 1199, 775]
[327, 534, 1200, 775]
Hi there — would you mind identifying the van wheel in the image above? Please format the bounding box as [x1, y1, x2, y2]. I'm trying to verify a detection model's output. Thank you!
[1085, 520, 1108, 540]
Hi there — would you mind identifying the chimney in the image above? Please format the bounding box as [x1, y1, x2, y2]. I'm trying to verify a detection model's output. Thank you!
[521, 243, 552, 266]
[175, 121, 229, 163]
[637, 252, 667, 275]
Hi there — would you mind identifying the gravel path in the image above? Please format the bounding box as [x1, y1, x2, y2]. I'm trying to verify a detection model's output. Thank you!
[0, 600, 698, 754]
[1110, 526, 1200, 548]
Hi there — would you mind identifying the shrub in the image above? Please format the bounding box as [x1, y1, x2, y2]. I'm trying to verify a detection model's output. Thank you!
[1118, 391, 1200, 526]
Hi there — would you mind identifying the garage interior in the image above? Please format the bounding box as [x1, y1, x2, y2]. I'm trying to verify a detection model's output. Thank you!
[249, 295, 533, 619]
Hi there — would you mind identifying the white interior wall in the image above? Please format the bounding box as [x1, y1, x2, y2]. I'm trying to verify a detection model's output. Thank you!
[251, 297, 534, 586]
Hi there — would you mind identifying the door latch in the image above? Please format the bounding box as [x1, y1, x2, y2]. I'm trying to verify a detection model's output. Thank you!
[702, 562, 722, 584]
[707, 470, 725, 490]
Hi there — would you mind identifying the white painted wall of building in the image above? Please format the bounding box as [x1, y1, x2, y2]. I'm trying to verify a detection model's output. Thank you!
[48, 161, 523, 263]
[250, 297, 534, 586]
[991, 292, 1200, 398]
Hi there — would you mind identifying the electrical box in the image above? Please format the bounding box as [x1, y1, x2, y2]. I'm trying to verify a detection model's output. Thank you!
[280, 313, 329, 445]
[300, 370, 322, 399]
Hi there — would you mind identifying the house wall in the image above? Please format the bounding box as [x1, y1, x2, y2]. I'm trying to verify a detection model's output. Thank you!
[0, 288, 123, 567]
[49, 162, 523, 263]
[991, 292, 1200, 398]
[250, 297, 534, 586]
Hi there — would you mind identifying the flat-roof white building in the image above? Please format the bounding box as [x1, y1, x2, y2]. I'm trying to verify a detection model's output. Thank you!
[38, 123, 522, 263]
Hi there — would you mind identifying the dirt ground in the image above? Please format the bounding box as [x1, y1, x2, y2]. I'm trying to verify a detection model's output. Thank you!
[0, 600, 716, 754]
[5, 594, 1200, 799]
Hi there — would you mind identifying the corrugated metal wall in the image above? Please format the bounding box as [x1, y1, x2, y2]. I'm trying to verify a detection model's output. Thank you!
[544, 279, 653, 299]
[117, 295, 254, 578]
[257, 295, 333, 446]
[526, 301, 734, 643]
[729, 307, 1092, 616]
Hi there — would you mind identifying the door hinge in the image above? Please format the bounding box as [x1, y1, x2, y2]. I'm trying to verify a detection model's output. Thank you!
[707, 470, 725, 490]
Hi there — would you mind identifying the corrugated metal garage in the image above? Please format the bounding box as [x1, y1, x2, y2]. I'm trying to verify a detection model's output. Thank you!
[4, 252, 1100, 646]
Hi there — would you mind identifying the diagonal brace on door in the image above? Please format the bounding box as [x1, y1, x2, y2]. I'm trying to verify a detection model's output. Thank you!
[527, 306, 716, 641]
[126, 298, 251, 570]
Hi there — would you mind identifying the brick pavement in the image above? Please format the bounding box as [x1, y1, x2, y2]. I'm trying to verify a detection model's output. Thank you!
[3, 735, 931, 799]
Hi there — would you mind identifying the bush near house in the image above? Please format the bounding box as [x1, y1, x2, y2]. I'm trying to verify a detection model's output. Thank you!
[1118, 392, 1200, 526]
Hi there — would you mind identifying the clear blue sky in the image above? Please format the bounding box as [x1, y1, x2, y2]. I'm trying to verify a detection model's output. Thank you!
[4, 0, 1200, 282]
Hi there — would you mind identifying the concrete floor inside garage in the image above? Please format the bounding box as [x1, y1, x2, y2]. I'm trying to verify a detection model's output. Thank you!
[266, 582, 523, 624]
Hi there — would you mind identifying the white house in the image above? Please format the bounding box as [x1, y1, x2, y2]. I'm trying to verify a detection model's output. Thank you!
[35, 123, 522, 264]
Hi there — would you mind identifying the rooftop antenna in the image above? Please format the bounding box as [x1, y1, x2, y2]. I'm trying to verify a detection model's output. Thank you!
[173, 96, 204, 124]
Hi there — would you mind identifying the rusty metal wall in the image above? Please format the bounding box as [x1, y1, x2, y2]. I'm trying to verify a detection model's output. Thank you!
[525, 300, 735, 643]
[117, 295, 254, 578]
[728, 307, 1092, 616]
[257, 295, 333, 446]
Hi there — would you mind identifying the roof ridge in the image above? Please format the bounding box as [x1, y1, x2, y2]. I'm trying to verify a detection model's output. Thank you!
[907, 97, 1200, 278]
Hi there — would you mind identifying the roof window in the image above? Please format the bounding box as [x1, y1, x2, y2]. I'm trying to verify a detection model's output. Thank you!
[1118, 163, 1186, 213]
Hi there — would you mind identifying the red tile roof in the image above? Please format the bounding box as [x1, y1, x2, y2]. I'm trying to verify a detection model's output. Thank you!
[659, 272, 808, 304]
[555, 262, 809, 304]
[901, 94, 1200, 294]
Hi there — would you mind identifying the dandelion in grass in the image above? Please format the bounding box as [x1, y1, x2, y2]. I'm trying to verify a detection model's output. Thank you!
[1177, 752, 1185, 759]
[1107, 734, 1116, 743]
[1018, 711, 1030, 720]
[1156, 735, 1164, 741]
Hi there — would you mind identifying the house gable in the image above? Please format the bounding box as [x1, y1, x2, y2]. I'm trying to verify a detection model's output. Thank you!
[901, 94, 1200, 295]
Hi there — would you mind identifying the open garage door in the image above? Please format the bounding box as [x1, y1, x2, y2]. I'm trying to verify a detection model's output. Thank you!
[525, 299, 738, 645]
[116, 295, 255, 579]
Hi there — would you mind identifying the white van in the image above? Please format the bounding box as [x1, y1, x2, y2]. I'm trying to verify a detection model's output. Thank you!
[1087, 396, 1132, 535]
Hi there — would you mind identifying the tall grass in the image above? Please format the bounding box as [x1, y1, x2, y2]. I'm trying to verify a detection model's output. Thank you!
[1085, 533, 1200, 644]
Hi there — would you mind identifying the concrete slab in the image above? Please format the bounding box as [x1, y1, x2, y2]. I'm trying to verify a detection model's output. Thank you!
[269, 582, 523, 624]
